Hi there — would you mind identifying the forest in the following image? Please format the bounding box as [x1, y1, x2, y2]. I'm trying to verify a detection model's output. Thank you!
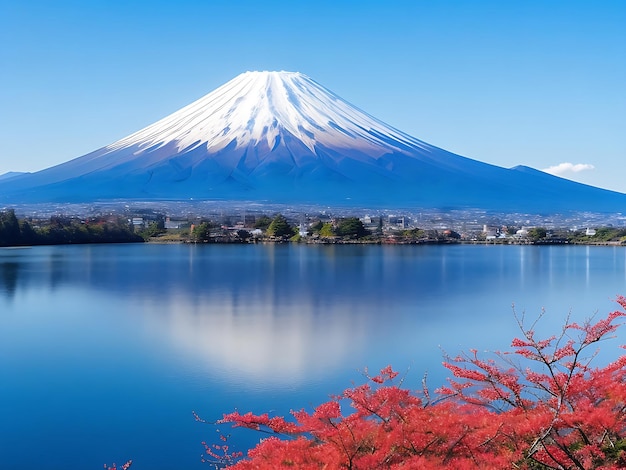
[0, 209, 143, 247]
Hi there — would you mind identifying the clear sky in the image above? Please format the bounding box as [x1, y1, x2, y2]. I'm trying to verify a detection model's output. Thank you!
[1, 0, 625, 192]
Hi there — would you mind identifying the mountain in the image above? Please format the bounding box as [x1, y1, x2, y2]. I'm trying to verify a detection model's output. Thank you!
[0, 171, 28, 181]
[1, 71, 624, 213]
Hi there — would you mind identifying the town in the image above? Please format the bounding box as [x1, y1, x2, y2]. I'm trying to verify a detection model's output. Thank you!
[4, 202, 625, 246]
[138, 207, 626, 245]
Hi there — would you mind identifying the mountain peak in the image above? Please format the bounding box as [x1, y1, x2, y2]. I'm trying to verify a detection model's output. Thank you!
[104, 69, 424, 159]
[242, 70, 305, 77]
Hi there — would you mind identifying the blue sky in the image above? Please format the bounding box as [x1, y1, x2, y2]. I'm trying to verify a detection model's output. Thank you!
[1, 0, 625, 192]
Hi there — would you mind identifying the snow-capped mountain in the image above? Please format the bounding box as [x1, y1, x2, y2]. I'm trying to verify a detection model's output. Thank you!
[1, 71, 624, 212]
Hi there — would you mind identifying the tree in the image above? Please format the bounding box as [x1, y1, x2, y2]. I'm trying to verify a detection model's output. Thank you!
[236, 230, 251, 242]
[527, 227, 547, 241]
[1, 212, 142, 246]
[138, 221, 165, 240]
[206, 297, 626, 469]
[266, 214, 294, 238]
[402, 228, 426, 240]
[254, 215, 272, 231]
[0, 209, 21, 246]
[104, 461, 132, 470]
[591, 227, 626, 242]
[18, 219, 38, 245]
[309, 220, 324, 234]
[318, 223, 336, 238]
[443, 229, 461, 239]
[192, 222, 213, 242]
[336, 217, 368, 239]
[440, 299, 626, 469]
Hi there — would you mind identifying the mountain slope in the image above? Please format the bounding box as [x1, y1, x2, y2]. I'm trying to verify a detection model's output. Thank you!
[1, 71, 624, 212]
[0, 172, 28, 182]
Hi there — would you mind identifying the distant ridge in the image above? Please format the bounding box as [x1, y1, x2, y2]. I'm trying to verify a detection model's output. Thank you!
[0, 171, 28, 182]
[1, 71, 624, 213]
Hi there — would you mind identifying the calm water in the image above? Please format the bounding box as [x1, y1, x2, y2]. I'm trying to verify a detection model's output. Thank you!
[1, 243, 626, 469]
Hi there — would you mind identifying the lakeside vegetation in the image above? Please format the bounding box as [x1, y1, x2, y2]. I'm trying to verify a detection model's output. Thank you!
[0, 209, 143, 247]
[2, 209, 626, 247]
[162, 213, 626, 246]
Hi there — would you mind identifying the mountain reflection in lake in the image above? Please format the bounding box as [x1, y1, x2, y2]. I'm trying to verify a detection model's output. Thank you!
[1, 243, 625, 469]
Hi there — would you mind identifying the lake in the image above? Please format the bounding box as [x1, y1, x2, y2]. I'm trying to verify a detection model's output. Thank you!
[1, 243, 625, 469]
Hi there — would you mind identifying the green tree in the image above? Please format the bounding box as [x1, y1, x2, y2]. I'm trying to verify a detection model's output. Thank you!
[236, 229, 251, 242]
[592, 227, 626, 242]
[18, 220, 38, 245]
[319, 223, 336, 238]
[0, 209, 21, 246]
[527, 227, 547, 241]
[266, 214, 294, 238]
[192, 222, 213, 242]
[309, 220, 324, 234]
[402, 228, 426, 239]
[138, 221, 165, 240]
[254, 215, 272, 231]
[336, 217, 368, 238]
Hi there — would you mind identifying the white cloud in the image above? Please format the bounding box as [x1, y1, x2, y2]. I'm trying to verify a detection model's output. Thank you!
[542, 162, 595, 176]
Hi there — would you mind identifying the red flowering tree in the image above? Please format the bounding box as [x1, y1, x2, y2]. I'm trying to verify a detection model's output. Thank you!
[103, 461, 132, 470]
[204, 296, 626, 469]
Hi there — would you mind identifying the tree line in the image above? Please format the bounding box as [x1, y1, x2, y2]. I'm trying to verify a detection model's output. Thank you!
[0, 209, 143, 247]
[188, 214, 373, 243]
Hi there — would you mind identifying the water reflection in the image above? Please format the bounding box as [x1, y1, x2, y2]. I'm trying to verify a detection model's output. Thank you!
[118, 244, 626, 389]
[150, 295, 368, 384]
[3, 243, 626, 322]
[2, 244, 625, 312]
[0, 260, 19, 298]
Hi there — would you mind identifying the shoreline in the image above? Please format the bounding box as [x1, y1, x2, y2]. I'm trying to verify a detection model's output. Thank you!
[145, 237, 626, 247]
